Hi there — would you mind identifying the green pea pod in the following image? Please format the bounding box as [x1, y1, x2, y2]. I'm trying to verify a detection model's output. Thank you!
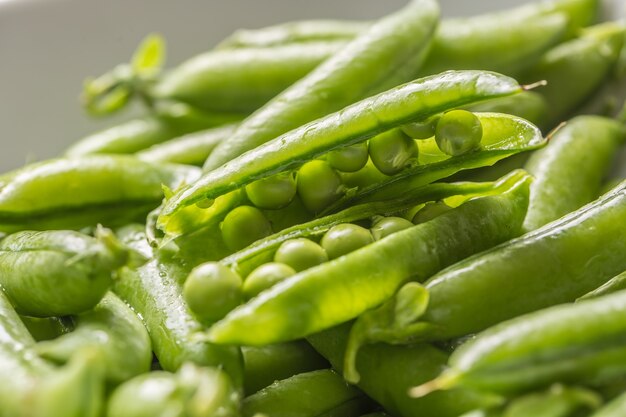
[66, 103, 242, 156]
[217, 20, 367, 49]
[325, 112, 544, 210]
[521, 22, 626, 126]
[106, 363, 240, 417]
[308, 323, 500, 417]
[589, 390, 626, 417]
[159, 71, 526, 238]
[35, 292, 152, 385]
[501, 385, 601, 417]
[205, 172, 531, 346]
[419, 12, 567, 78]
[523, 115, 626, 231]
[0, 155, 200, 233]
[242, 341, 329, 395]
[19, 316, 73, 342]
[411, 289, 626, 397]
[0, 292, 104, 417]
[137, 123, 238, 166]
[113, 225, 244, 387]
[242, 369, 374, 417]
[154, 42, 345, 115]
[396, 180, 626, 343]
[577, 270, 626, 301]
[202, 0, 440, 171]
[223, 171, 522, 277]
[0, 228, 132, 317]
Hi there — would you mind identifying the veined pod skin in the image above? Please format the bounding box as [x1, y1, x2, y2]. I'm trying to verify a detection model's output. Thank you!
[242, 369, 375, 417]
[36, 292, 152, 385]
[154, 42, 345, 115]
[205, 172, 531, 346]
[412, 180, 626, 342]
[66, 103, 243, 156]
[242, 341, 329, 395]
[0, 228, 130, 317]
[160, 71, 526, 231]
[113, 225, 244, 388]
[418, 289, 626, 396]
[203, 0, 440, 171]
[137, 123, 238, 166]
[0, 155, 200, 233]
[308, 323, 498, 417]
[523, 115, 626, 231]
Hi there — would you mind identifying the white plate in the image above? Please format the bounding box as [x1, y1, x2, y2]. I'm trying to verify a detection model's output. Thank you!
[0, 0, 623, 171]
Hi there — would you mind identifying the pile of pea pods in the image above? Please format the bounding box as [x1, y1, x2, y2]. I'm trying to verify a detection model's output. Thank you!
[2, 0, 626, 415]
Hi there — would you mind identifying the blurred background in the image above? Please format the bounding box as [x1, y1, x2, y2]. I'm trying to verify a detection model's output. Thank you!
[0, 0, 622, 171]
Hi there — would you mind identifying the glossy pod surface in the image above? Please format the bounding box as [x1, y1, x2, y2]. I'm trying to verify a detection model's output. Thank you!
[418, 180, 626, 341]
[0, 155, 200, 232]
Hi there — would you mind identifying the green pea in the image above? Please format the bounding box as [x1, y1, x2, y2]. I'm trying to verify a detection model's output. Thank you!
[183, 262, 243, 324]
[434, 109, 483, 156]
[296, 160, 343, 213]
[245, 172, 297, 209]
[412, 201, 453, 224]
[370, 216, 414, 240]
[221, 205, 272, 251]
[243, 263, 296, 299]
[327, 142, 369, 172]
[368, 128, 418, 175]
[321, 224, 374, 260]
[274, 238, 328, 272]
[401, 115, 440, 139]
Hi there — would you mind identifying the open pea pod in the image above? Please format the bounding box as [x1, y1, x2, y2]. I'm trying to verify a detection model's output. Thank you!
[326, 112, 545, 211]
[157, 71, 529, 239]
[0, 155, 200, 233]
[222, 172, 521, 277]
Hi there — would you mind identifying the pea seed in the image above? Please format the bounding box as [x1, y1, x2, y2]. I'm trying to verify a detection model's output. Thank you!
[274, 238, 328, 272]
[297, 160, 343, 213]
[221, 206, 272, 251]
[435, 109, 483, 156]
[243, 263, 296, 299]
[321, 224, 374, 259]
[327, 142, 369, 172]
[245, 172, 297, 210]
[370, 216, 414, 240]
[368, 128, 418, 175]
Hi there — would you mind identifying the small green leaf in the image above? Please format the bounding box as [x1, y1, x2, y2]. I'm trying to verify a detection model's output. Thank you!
[132, 33, 166, 76]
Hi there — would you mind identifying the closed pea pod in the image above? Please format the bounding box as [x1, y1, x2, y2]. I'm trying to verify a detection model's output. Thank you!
[66, 104, 241, 156]
[242, 369, 374, 417]
[411, 289, 626, 397]
[0, 155, 200, 233]
[203, 0, 440, 171]
[136, 123, 237, 166]
[35, 292, 152, 385]
[578, 270, 626, 301]
[205, 172, 531, 345]
[0, 228, 132, 317]
[523, 115, 626, 231]
[242, 341, 329, 395]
